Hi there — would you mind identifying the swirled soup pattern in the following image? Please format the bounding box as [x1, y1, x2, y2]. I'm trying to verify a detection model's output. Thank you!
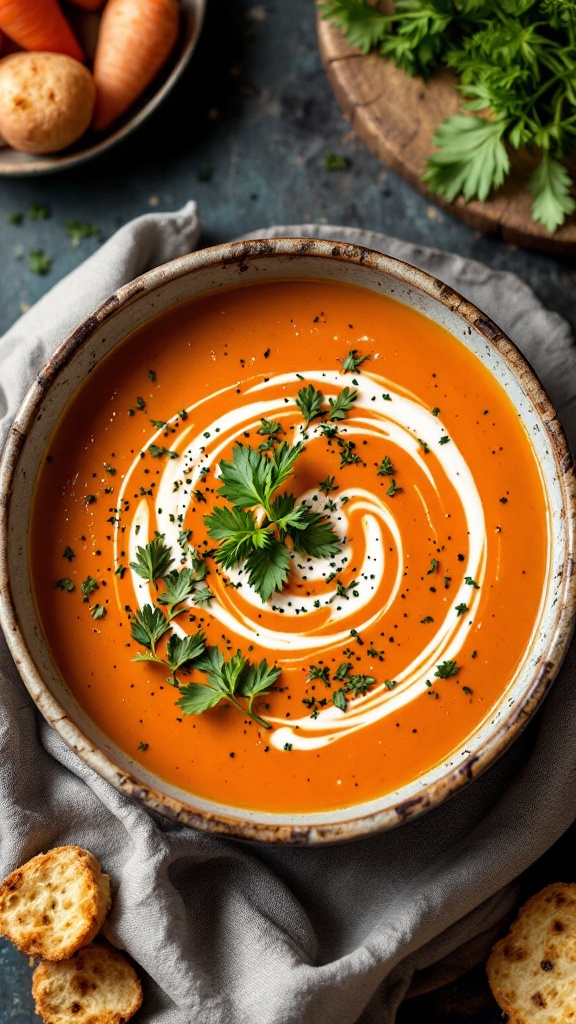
[30, 280, 548, 814]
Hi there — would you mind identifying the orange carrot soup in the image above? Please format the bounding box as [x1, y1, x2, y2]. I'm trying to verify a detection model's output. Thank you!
[30, 280, 549, 814]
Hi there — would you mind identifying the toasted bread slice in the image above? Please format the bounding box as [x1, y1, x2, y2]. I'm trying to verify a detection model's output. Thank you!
[0, 845, 111, 960]
[32, 941, 143, 1024]
[487, 882, 576, 1023]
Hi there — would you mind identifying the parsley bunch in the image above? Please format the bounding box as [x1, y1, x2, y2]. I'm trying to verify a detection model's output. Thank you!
[319, 0, 576, 232]
[205, 440, 341, 602]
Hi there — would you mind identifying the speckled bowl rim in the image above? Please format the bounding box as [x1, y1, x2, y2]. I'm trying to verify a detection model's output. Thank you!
[0, 0, 205, 177]
[0, 237, 575, 845]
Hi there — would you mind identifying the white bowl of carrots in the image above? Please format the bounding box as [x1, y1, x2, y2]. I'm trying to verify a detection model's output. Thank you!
[0, 0, 205, 175]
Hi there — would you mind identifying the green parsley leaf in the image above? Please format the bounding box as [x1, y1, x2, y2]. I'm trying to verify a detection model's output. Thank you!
[205, 505, 270, 568]
[288, 509, 341, 558]
[327, 386, 358, 421]
[318, 0, 389, 54]
[386, 478, 402, 496]
[529, 151, 576, 234]
[90, 604, 106, 620]
[245, 540, 291, 602]
[216, 444, 274, 509]
[176, 682, 223, 714]
[63, 546, 75, 562]
[156, 568, 196, 615]
[130, 537, 174, 588]
[165, 630, 206, 672]
[423, 116, 510, 204]
[296, 384, 324, 426]
[258, 418, 283, 436]
[130, 603, 171, 652]
[192, 586, 214, 607]
[238, 659, 281, 712]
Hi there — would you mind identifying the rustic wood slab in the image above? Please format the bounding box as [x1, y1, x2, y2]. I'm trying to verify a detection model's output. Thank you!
[317, 13, 576, 256]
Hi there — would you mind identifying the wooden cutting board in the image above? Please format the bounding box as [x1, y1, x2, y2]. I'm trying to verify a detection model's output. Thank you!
[317, 13, 576, 256]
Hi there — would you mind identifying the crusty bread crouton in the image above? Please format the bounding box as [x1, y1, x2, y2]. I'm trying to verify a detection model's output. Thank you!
[0, 845, 111, 960]
[32, 941, 143, 1024]
[487, 881, 576, 1023]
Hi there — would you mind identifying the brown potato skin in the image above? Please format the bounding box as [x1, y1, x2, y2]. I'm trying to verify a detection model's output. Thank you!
[0, 52, 95, 154]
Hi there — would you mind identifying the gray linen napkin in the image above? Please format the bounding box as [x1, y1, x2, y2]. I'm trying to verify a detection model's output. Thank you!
[1, 205, 575, 1023]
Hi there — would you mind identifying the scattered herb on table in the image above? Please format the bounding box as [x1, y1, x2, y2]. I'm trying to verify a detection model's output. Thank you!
[65, 220, 100, 247]
[324, 152, 350, 170]
[28, 250, 51, 275]
[28, 203, 49, 221]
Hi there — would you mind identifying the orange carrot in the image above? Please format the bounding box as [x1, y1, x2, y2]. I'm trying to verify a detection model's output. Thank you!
[0, 0, 84, 62]
[67, 0, 107, 9]
[92, 0, 179, 131]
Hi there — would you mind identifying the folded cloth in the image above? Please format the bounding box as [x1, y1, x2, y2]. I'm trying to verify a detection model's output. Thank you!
[1, 206, 575, 1024]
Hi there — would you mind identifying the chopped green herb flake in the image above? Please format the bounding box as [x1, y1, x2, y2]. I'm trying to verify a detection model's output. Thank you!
[149, 445, 178, 460]
[324, 152, 350, 171]
[55, 578, 74, 592]
[81, 576, 98, 602]
[434, 660, 459, 679]
[65, 220, 100, 247]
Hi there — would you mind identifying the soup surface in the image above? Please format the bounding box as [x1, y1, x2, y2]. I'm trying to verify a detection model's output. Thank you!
[31, 280, 548, 814]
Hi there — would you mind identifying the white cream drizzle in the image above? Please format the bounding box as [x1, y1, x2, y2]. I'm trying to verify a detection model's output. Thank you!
[115, 370, 487, 752]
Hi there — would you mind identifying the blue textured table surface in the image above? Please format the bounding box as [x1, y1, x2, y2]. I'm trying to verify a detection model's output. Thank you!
[0, 0, 574, 1019]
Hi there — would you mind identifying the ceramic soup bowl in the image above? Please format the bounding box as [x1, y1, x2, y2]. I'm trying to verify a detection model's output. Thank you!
[0, 238, 574, 844]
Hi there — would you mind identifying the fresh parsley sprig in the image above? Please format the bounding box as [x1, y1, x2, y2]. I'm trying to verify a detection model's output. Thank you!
[205, 442, 341, 602]
[177, 648, 280, 728]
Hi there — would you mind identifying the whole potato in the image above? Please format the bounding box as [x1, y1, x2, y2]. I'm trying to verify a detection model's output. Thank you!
[0, 52, 95, 154]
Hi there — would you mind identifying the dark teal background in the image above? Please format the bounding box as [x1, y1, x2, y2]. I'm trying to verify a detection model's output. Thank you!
[0, 0, 573, 1019]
